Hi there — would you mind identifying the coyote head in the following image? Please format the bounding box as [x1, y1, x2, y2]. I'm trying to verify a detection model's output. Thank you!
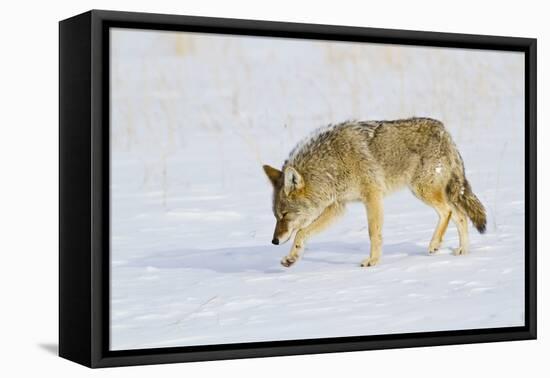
[263, 164, 321, 245]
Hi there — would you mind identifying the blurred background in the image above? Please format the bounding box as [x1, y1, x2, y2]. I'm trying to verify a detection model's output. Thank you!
[110, 28, 524, 201]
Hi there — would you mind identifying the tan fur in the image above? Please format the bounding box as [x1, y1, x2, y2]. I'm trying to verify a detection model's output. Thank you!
[263, 117, 487, 267]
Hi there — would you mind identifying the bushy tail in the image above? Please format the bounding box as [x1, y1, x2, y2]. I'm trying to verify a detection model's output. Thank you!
[446, 174, 487, 233]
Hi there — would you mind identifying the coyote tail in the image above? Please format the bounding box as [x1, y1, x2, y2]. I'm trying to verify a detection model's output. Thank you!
[446, 174, 487, 234]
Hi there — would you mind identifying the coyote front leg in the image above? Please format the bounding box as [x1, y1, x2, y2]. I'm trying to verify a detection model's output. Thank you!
[281, 203, 344, 267]
[361, 191, 383, 267]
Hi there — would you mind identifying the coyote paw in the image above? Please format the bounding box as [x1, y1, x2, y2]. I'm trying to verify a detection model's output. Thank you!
[360, 257, 379, 267]
[453, 247, 469, 256]
[428, 246, 439, 254]
[281, 256, 297, 267]
[428, 239, 442, 254]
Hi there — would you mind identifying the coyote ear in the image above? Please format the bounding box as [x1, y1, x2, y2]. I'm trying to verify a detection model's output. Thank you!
[263, 164, 282, 186]
[283, 166, 304, 195]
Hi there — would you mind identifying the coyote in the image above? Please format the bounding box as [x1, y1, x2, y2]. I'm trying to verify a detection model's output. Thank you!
[263, 117, 486, 268]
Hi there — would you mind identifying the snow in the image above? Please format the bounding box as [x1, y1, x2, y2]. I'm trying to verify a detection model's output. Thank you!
[109, 28, 525, 350]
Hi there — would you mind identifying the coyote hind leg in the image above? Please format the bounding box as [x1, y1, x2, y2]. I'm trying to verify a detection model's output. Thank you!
[451, 209, 469, 255]
[410, 185, 452, 254]
[428, 203, 452, 254]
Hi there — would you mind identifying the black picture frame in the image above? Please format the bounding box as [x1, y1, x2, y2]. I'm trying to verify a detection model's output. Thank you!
[59, 9, 537, 368]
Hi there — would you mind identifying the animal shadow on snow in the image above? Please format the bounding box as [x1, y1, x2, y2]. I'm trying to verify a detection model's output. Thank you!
[128, 241, 424, 274]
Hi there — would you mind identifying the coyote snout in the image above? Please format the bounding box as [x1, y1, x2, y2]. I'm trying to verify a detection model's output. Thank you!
[264, 163, 328, 264]
[263, 118, 487, 268]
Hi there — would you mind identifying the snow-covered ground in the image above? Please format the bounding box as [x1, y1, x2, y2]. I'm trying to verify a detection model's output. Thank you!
[109, 29, 525, 350]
